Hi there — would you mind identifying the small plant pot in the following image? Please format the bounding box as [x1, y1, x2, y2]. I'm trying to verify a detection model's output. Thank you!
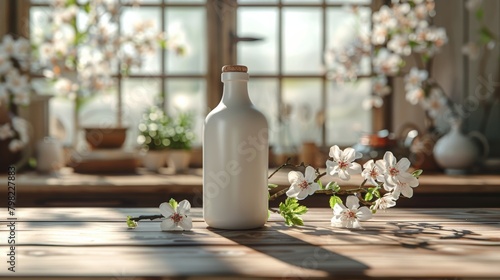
[143, 150, 167, 172]
[84, 127, 128, 149]
[167, 149, 191, 173]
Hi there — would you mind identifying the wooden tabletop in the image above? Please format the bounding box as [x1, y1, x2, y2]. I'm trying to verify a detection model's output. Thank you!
[1, 207, 499, 279]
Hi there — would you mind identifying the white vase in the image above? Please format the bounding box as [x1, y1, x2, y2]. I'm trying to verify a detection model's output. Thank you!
[203, 65, 269, 230]
[142, 150, 166, 172]
[167, 149, 191, 173]
[37, 136, 64, 173]
[433, 120, 488, 174]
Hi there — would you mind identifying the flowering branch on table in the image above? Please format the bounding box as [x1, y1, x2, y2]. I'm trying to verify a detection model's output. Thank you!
[270, 145, 422, 228]
[127, 145, 422, 230]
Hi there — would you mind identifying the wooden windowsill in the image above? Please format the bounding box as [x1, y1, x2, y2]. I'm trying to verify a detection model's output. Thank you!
[2, 168, 500, 207]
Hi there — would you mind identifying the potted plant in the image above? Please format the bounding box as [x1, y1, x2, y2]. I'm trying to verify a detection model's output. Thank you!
[165, 111, 195, 173]
[137, 106, 170, 172]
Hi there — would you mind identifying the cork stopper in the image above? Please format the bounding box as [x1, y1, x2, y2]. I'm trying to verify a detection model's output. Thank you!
[222, 65, 248, 73]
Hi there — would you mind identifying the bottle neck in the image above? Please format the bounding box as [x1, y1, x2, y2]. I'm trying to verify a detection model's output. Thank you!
[221, 72, 251, 106]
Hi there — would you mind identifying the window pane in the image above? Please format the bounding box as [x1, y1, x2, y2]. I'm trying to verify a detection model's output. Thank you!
[166, 0, 205, 3]
[237, 8, 278, 74]
[326, 7, 371, 75]
[238, 0, 278, 3]
[283, 8, 322, 74]
[122, 78, 162, 148]
[283, 0, 321, 3]
[327, 0, 371, 4]
[166, 8, 206, 74]
[326, 79, 371, 145]
[121, 7, 162, 74]
[166, 79, 206, 146]
[248, 78, 279, 145]
[282, 78, 322, 146]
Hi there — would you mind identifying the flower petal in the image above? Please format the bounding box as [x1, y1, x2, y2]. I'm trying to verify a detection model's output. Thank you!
[329, 145, 342, 160]
[383, 151, 396, 166]
[338, 169, 351, 181]
[401, 185, 414, 198]
[288, 171, 303, 184]
[177, 200, 191, 215]
[333, 202, 346, 215]
[286, 185, 301, 198]
[307, 182, 320, 195]
[160, 218, 176, 231]
[348, 162, 362, 174]
[159, 202, 175, 217]
[363, 159, 374, 170]
[356, 206, 373, 221]
[295, 189, 309, 200]
[346, 195, 360, 210]
[326, 160, 337, 176]
[344, 147, 357, 162]
[178, 216, 193, 230]
[396, 157, 411, 172]
[304, 166, 316, 181]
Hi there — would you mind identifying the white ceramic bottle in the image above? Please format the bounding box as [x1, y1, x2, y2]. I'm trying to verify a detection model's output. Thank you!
[203, 65, 269, 229]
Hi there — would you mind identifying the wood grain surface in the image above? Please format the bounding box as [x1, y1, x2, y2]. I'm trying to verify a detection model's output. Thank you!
[0, 208, 499, 279]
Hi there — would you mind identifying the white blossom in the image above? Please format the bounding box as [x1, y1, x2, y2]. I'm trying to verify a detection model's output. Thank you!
[373, 49, 402, 76]
[326, 145, 362, 181]
[372, 194, 396, 210]
[361, 159, 382, 186]
[372, 75, 391, 97]
[421, 87, 447, 118]
[466, 0, 483, 11]
[158, 200, 192, 231]
[0, 123, 15, 140]
[1, 35, 15, 57]
[387, 35, 412, 56]
[8, 139, 24, 153]
[462, 42, 480, 60]
[372, 6, 397, 30]
[0, 51, 13, 76]
[331, 195, 372, 228]
[406, 87, 425, 105]
[362, 95, 384, 110]
[376, 151, 418, 189]
[405, 67, 428, 91]
[286, 166, 320, 200]
[386, 178, 419, 198]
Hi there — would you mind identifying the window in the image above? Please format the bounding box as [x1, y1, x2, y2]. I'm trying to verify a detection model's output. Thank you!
[30, 0, 207, 148]
[235, 0, 372, 152]
[29, 0, 373, 151]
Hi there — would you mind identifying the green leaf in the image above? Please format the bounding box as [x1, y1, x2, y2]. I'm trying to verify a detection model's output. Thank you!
[279, 198, 307, 226]
[126, 216, 138, 229]
[364, 192, 373, 202]
[480, 27, 495, 45]
[83, 2, 91, 13]
[169, 198, 178, 210]
[412, 169, 423, 178]
[317, 180, 324, 190]
[293, 205, 308, 215]
[475, 7, 484, 21]
[373, 189, 381, 198]
[329, 195, 343, 209]
[268, 183, 279, 189]
[325, 181, 340, 192]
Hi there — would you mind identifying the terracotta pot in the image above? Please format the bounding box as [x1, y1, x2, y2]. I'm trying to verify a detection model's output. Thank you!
[84, 127, 127, 149]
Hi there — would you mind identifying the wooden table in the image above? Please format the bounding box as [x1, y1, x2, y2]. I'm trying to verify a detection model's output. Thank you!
[1, 208, 499, 279]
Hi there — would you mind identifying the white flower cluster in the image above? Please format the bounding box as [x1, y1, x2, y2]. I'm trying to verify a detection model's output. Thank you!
[0, 35, 31, 153]
[286, 145, 419, 229]
[32, 0, 184, 99]
[0, 35, 31, 108]
[326, 0, 448, 114]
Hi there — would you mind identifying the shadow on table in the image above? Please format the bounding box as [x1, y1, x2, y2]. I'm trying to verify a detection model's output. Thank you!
[207, 224, 370, 279]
